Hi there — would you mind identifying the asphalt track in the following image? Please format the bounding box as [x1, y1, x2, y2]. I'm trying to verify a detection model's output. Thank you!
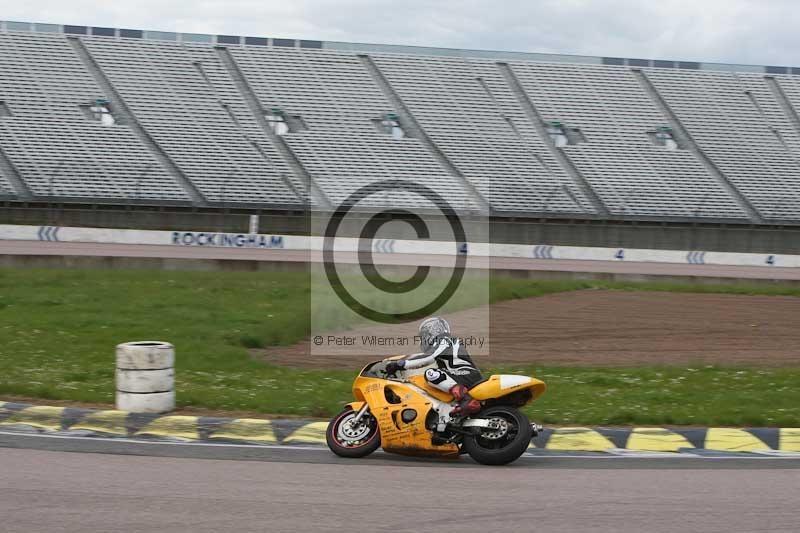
[2, 239, 800, 280]
[1, 431, 799, 532]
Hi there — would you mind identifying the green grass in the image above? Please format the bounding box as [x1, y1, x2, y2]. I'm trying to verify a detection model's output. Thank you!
[518, 365, 800, 427]
[1, 267, 799, 425]
[490, 277, 800, 300]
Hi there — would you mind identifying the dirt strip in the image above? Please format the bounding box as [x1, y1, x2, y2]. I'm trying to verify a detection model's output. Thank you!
[261, 290, 800, 368]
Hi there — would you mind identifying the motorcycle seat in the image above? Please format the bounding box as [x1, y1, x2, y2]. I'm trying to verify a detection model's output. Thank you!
[467, 376, 489, 390]
[468, 374, 546, 401]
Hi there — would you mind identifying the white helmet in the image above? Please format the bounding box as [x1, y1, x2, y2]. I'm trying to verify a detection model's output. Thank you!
[419, 316, 451, 349]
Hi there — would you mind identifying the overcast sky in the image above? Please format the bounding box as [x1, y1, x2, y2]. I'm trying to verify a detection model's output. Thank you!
[2, 0, 799, 66]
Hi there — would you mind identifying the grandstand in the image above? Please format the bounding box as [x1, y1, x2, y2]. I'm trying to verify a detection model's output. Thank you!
[2, 20, 800, 250]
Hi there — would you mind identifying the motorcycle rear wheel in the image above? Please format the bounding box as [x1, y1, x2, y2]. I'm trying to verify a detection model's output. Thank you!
[462, 406, 532, 465]
[326, 407, 381, 458]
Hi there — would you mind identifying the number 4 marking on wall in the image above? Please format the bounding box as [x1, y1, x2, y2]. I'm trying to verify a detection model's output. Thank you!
[615, 249, 625, 260]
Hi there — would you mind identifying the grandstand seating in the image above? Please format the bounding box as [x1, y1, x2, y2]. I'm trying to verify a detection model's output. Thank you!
[371, 54, 595, 214]
[646, 69, 800, 220]
[0, 32, 188, 202]
[503, 61, 747, 219]
[1, 22, 800, 223]
[82, 37, 301, 205]
[228, 47, 478, 209]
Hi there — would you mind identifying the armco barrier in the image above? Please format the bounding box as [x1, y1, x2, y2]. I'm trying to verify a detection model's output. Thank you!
[1, 401, 799, 453]
[1, 224, 799, 269]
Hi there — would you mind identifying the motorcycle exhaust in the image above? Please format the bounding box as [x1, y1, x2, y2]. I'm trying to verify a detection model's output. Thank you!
[530, 423, 543, 436]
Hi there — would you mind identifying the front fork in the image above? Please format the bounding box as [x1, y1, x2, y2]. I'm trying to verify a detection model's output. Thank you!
[350, 403, 370, 425]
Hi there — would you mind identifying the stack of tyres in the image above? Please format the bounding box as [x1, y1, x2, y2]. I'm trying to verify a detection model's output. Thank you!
[115, 341, 175, 413]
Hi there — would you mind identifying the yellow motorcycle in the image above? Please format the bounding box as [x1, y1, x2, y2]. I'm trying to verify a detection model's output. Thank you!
[326, 358, 546, 465]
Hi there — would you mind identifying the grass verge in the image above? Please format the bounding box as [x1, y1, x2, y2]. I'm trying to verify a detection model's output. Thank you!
[1, 267, 799, 425]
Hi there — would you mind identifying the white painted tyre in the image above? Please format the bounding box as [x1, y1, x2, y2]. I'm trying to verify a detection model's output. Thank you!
[116, 341, 174, 370]
[116, 368, 174, 393]
[116, 390, 175, 413]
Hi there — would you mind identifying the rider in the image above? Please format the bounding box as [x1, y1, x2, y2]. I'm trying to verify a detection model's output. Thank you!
[385, 317, 483, 416]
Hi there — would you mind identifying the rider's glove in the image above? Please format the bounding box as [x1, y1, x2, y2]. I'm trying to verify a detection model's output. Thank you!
[385, 360, 405, 376]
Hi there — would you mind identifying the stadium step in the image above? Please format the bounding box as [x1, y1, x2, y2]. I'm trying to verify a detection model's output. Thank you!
[214, 46, 328, 209]
[0, 145, 32, 200]
[358, 54, 491, 215]
[66, 36, 207, 206]
[632, 68, 763, 224]
[498, 62, 609, 217]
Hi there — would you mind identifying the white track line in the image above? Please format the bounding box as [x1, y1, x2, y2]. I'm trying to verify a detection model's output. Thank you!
[0, 430, 323, 452]
[1, 430, 799, 459]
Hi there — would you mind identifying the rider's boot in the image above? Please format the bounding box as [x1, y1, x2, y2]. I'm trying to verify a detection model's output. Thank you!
[449, 384, 480, 416]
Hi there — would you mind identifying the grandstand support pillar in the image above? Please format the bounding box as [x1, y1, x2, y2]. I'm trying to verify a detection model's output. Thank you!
[357, 54, 491, 216]
[497, 62, 609, 217]
[633, 68, 764, 224]
[0, 145, 33, 200]
[743, 86, 800, 169]
[214, 46, 330, 211]
[66, 37, 207, 207]
[764, 76, 800, 145]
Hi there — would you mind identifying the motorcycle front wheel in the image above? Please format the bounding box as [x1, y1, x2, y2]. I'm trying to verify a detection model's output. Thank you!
[326, 407, 381, 458]
[462, 406, 532, 465]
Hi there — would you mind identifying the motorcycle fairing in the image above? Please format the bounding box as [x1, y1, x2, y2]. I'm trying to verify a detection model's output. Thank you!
[351, 374, 459, 457]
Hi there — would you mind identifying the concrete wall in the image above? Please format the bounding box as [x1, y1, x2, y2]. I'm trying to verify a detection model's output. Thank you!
[0, 203, 308, 234]
[0, 254, 309, 272]
[2, 254, 797, 288]
[3, 202, 800, 253]
[490, 220, 800, 254]
[5, 224, 799, 268]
